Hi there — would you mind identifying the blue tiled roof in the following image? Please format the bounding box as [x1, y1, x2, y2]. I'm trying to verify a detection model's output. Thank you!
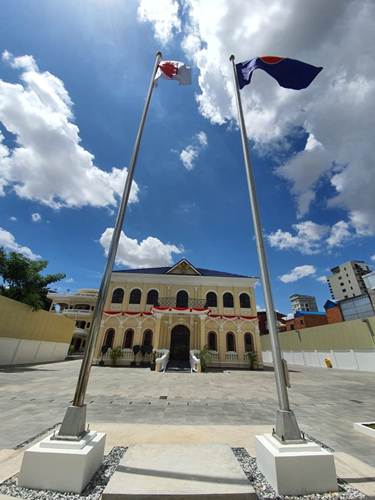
[113, 265, 253, 279]
[324, 300, 337, 309]
[295, 310, 327, 317]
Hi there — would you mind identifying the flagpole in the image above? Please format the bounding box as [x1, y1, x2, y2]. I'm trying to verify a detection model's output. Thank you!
[229, 55, 303, 442]
[56, 51, 162, 440]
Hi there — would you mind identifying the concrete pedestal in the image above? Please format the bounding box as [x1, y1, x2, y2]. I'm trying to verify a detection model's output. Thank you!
[103, 444, 256, 499]
[18, 431, 106, 493]
[255, 434, 338, 496]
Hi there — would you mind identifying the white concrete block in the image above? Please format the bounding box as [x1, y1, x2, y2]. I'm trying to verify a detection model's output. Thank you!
[255, 434, 338, 496]
[103, 444, 256, 499]
[13, 340, 40, 365]
[18, 431, 106, 493]
[0, 338, 19, 365]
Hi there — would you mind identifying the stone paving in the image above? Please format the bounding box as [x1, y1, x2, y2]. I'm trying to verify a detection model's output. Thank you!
[0, 360, 375, 470]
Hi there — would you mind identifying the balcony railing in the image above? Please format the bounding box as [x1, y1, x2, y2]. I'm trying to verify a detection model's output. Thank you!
[158, 297, 207, 308]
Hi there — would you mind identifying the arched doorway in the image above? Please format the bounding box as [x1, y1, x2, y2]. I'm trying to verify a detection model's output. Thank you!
[170, 325, 190, 362]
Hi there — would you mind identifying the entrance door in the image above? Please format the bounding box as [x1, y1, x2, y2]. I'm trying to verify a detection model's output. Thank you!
[170, 325, 190, 361]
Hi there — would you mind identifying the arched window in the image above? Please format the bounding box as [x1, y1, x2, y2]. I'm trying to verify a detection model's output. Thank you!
[205, 292, 217, 307]
[129, 288, 142, 304]
[103, 328, 115, 349]
[147, 289, 159, 306]
[76, 320, 86, 329]
[123, 329, 134, 349]
[208, 331, 217, 351]
[240, 293, 251, 308]
[111, 288, 124, 304]
[244, 333, 253, 352]
[223, 292, 234, 308]
[226, 332, 236, 352]
[176, 290, 189, 307]
[143, 329, 153, 347]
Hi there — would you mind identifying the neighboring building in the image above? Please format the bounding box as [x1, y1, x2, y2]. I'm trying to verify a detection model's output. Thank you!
[326, 260, 371, 301]
[284, 311, 327, 331]
[339, 294, 375, 322]
[363, 271, 375, 291]
[323, 300, 343, 324]
[93, 259, 262, 369]
[48, 288, 98, 352]
[290, 294, 318, 313]
[257, 311, 286, 335]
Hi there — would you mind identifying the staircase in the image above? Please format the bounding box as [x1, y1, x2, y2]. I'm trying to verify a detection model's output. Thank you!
[166, 360, 191, 372]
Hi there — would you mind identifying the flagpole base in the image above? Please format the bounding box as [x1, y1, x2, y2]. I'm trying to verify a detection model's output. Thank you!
[256, 434, 337, 495]
[18, 431, 106, 493]
[56, 405, 88, 440]
[274, 408, 304, 443]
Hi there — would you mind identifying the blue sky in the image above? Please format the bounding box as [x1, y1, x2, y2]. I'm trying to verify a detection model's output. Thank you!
[0, 0, 374, 314]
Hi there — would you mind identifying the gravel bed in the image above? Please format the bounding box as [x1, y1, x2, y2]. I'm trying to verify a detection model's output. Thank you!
[232, 448, 365, 500]
[0, 446, 126, 500]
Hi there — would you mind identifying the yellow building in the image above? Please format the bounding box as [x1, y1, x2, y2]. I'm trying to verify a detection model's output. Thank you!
[95, 259, 262, 370]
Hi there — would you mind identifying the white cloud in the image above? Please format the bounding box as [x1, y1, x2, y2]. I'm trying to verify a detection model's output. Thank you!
[0, 227, 40, 259]
[268, 219, 355, 255]
[31, 212, 41, 222]
[179, 131, 208, 170]
[371, 255, 375, 262]
[137, 0, 181, 45]
[99, 228, 182, 268]
[0, 51, 139, 210]
[279, 265, 316, 283]
[316, 275, 327, 283]
[162, 1, 375, 234]
[9, 216, 17, 222]
[64, 277, 75, 283]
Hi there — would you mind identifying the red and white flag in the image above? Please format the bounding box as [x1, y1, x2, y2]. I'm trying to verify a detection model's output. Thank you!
[155, 60, 191, 86]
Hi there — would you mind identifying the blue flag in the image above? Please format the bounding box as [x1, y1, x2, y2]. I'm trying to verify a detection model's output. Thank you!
[236, 56, 322, 90]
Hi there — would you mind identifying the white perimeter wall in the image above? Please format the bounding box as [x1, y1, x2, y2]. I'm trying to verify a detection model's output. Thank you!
[262, 348, 375, 372]
[0, 337, 69, 366]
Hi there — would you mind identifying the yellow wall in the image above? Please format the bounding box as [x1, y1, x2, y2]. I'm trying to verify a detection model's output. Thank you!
[260, 317, 375, 351]
[0, 295, 75, 344]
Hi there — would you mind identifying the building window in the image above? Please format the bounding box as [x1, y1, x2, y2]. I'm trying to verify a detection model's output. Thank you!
[239, 293, 251, 308]
[205, 292, 217, 307]
[223, 292, 234, 308]
[129, 288, 142, 304]
[86, 322, 90, 328]
[176, 290, 189, 307]
[342, 288, 346, 292]
[208, 332, 217, 351]
[123, 329, 134, 349]
[142, 329, 153, 347]
[111, 288, 124, 304]
[226, 332, 236, 352]
[146, 289, 159, 306]
[103, 328, 115, 348]
[76, 320, 86, 329]
[75, 304, 90, 310]
[244, 333, 253, 352]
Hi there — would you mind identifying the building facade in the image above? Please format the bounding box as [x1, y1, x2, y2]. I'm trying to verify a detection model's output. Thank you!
[323, 300, 343, 324]
[48, 289, 98, 352]
[93, 259, 262, 369]
[290, 294, 318, 313]
[326, 260, 371, 301]
[257, 311, 286, 335]
[284, 311, 328, 331]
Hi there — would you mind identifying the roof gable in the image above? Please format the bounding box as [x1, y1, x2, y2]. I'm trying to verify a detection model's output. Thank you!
[166, 259, 201, 276]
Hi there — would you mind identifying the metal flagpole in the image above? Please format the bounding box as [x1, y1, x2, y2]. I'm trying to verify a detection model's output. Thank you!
[229, 54, 304, 442]
[56, 51, 163, 440]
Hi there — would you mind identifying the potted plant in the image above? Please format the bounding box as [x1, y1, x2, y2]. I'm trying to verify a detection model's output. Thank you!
[109, 346, 122, 367]
[199, 345, 211, 373]
[247, 351, 257, 370]
[99, 345, 109, 366]
[132, 344, 141, 366]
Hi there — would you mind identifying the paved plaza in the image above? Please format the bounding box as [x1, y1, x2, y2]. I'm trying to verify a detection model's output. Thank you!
[0, 360, 375, 468]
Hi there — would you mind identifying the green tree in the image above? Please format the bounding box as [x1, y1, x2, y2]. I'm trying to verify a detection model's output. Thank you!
[0, 248, 65, 310]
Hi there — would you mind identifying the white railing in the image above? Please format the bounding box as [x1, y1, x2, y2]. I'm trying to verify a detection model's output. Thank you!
[155, 349, 169, 372]
[190, 350, 201, 372]
[209, 350, 219, 361]
[103, 348, 133, 362]
[225, 351, 238, 361]
[62, 309, 92, 316]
